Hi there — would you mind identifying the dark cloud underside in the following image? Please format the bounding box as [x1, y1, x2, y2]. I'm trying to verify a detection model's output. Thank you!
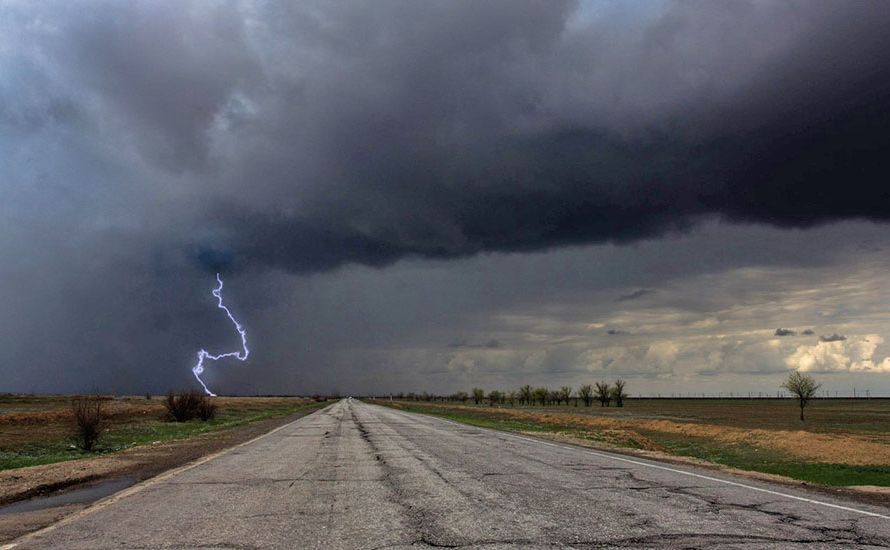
[6, 1, 889, 274]
[4, 1, 890, 395]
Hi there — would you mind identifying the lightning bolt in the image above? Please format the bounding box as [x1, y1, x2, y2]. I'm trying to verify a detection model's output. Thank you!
[192, 273, 249, 396]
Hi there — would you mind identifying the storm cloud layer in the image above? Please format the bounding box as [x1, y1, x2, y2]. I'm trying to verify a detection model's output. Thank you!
[3, 1, 890, 395]
[6, 1, 890, 274]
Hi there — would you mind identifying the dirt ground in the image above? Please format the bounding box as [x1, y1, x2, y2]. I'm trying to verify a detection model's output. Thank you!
[0, 404, 326, 543]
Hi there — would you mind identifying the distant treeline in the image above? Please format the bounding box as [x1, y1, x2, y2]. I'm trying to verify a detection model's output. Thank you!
[376, 386, 885, 403]
[383, 381, 629, 408]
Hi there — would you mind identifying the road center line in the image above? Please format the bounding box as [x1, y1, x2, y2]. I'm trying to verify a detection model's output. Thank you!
[388, 405, 890, 520]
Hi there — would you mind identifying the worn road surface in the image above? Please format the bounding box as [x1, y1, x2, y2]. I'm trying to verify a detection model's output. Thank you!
[8, 400, 890, 549]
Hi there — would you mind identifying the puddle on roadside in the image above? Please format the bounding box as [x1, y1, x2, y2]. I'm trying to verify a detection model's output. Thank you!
[0, 477, 136, 516]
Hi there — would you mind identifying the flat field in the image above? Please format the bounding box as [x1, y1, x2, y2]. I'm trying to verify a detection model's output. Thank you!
[0, 394, 321, 471]
[374, 398, 890, 487]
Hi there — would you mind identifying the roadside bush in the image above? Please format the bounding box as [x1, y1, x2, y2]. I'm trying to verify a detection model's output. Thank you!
[164, 389, 209, 422]
[72, 396, 105, 452]
[197, 398, 218, 421]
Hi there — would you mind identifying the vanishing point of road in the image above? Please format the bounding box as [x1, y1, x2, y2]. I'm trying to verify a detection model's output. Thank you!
[8, 400, 890, 549]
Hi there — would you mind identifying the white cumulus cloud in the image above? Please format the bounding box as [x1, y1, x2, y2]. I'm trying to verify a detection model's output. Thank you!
[786, 334, 890, 373]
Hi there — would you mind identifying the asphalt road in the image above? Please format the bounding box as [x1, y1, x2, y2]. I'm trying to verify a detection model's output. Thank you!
[9, 400, 890, 549]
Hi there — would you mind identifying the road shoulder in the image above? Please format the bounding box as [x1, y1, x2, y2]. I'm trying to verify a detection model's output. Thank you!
[0, 402, 330, 544]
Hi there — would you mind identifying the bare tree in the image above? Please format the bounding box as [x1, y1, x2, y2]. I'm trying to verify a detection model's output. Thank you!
[472, 387, 485, 405]
[595, 382, 611, 407]
[520, 385, 533, 405]
[548, 389, 561, 406]
[488, 390, 502, 406]
[559, 386, 572, 406]
[507, 390, 517, 407]
[611, 379, 627, 408]
[533, 387, 549, 406]
[578, 384, 593, 407]
[782, 371, 821, 421]
[72, 396, 105, 452]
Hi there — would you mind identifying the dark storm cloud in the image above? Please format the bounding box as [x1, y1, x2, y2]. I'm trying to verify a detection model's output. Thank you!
[448, 338, 502, 349]
[5, 1, 890, 396]
[774, 328, 796, 337]
[6, 1, 889, 274]
[820, 333, 847, 343]
[222, 0, 890, 273]
[618, 289, 655, 302]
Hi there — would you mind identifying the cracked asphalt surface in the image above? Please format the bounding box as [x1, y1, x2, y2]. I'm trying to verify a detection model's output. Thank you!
[10, 399, 890, 549]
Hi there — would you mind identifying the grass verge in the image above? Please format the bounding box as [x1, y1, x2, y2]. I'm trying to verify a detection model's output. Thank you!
[650, 432, 890, 486]
[0, 398, 328, 471]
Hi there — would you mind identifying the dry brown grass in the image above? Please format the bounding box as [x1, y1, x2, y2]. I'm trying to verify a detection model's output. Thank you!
[0, 396, 310, 451]
[406, 402, 890, 466]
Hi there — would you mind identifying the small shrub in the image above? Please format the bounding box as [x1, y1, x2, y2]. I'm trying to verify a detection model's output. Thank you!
[197, 398, 218, 421]
[72, 396, 105, 452]
[164, 389, 207, 422]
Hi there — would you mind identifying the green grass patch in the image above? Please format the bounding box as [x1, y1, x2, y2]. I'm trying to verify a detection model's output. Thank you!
[0, 400, 328, 471]
[651, 433, 890, 486]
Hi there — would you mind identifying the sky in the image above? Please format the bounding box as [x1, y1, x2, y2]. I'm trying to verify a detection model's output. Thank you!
[3, 0, 890, 396]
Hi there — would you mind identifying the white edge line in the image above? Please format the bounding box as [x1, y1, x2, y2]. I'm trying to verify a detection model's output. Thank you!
[377, 403, 890, 521]
[1, 403, 333, 549]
